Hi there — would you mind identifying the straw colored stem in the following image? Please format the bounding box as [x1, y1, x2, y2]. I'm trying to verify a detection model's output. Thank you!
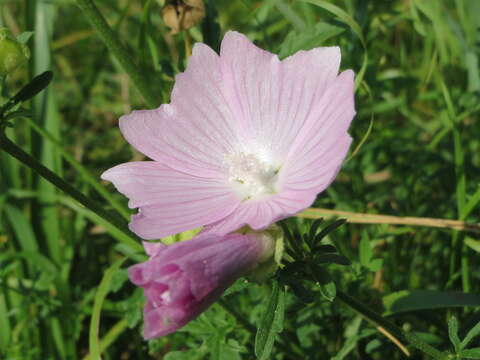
[298, 208, 480, 234]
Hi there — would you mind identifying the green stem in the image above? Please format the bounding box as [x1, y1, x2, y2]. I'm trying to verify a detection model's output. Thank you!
[0, 132, 141, 249]
[75, 0, 158, 108]
[336, 290, 448, 360]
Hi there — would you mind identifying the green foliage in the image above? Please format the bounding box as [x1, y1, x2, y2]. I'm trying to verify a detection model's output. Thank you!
[254, 281, 285, 360]
[0, 0, 479, 359]
[448, 318, 480, 359]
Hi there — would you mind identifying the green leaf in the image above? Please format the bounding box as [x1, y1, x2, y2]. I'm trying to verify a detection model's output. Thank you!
[460, 348, 480, 359]
[383, 290, 480, 314]
[367, 258, 383, 272]
[448, 316, 461, 352]
[359, 233, 372, 266]
[89, 257, 127, 360]
[12, 70, 53, 104]
[16, 31, 34, 44]
[279, 22, 345, 58]
[300, 0, 368, 89]
[122, 288, 144, 328]
[308, 218, 323, 243]
[318, 281, 336, 302]
[315, 254, 351, 266]
[465, 237, 480, 253]
[255, 281, 285, 360]
[223, 278, 249, 297]
[209, 332, 222, 360]
[4, 204, 38, 252]
[288, 281, 315, 304]
[461, 321, 480, 350]
[313, 219, 347, 245]
[0, 293, 10, 353]
[313, 244, 337, 253]
[164, 349, 205, 360]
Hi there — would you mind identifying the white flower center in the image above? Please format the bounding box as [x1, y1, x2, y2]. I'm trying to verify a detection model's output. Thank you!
[226, 152, 280, 200]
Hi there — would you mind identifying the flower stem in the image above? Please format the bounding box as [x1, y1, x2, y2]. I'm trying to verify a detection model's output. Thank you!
[299, 207, 480, 234]
[336, 290, 448, 359]
[0, 132, 142, 251]
[75, 0, 159, 109]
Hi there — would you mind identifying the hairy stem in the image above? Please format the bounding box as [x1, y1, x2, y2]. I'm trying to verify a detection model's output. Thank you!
[75, 0, 158, 108]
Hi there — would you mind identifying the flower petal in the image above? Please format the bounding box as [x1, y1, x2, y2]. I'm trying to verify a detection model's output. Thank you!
[281, 70, 355, 192]
[143, 303, 187, 339]
[101, 162, 239, 239]
[203, 191, 313, 235]
[220, 31, 341, 161]
[119, 43, 239, 178]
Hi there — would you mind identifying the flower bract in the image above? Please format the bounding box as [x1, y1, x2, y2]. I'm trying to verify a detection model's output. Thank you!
[102, 31, 355, 239]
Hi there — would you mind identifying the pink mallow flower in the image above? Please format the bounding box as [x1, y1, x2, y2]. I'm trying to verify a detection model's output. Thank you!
[102, 31, 355, 239]
[128, 231, 275, 339]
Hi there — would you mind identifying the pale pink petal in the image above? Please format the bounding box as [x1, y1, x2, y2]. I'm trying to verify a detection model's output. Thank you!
[142, 241, 166, 257]
[101, 162, 239, 239]
[220, 31, 341, 161]
[203, 190, 314, 235]
[280, 70, 355, 192]
[119, 43, 238, 178]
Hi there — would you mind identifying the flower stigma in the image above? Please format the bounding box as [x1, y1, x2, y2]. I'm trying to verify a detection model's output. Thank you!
[226, 152, 280, 200]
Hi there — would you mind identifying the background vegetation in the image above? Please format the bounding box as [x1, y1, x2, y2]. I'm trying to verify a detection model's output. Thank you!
[0, 0, 480, 359]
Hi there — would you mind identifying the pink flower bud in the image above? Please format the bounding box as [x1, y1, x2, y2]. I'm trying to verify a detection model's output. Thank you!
[128, 231, 275, 339]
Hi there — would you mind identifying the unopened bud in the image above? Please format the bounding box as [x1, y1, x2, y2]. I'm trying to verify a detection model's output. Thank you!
[161, 0, 205, 34]
[0, 28, 30, 76]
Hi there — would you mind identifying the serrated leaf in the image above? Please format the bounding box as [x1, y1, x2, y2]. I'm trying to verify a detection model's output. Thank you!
[319, 281, 336, 302]
[461, 321, 480, 350]
[448, 316, 461, 352]
[255, 281, 285, 360]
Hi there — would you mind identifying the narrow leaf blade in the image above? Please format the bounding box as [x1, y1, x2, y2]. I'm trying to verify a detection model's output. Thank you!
[255, 281, 285, 360]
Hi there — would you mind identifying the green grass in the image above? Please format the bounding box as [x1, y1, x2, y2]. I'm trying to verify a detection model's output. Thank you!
[0, 0, 480, 359]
